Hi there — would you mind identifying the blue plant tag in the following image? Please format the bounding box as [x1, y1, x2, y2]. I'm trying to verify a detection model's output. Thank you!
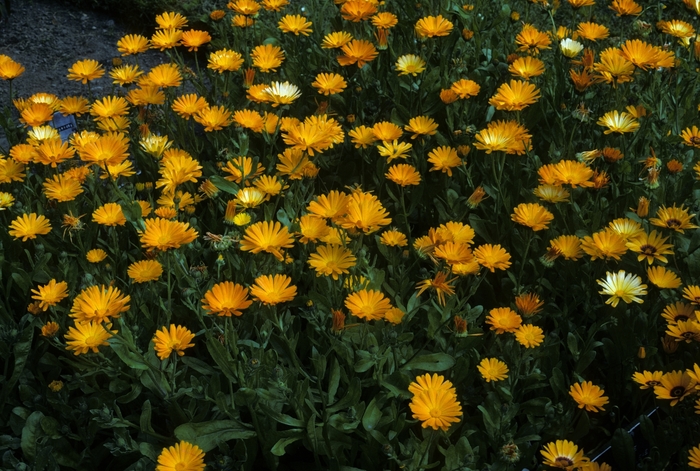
[50, 112, 77, 142]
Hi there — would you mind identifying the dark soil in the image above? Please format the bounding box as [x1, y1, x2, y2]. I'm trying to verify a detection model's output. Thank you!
[0, 0, 165, 147]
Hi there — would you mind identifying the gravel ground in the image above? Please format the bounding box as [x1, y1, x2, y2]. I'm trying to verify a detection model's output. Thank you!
[0, 0, 165, 148]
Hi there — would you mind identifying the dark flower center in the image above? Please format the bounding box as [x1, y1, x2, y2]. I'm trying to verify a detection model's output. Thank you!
[646, 380, 661, 387]
[640, 244, 656, 255]
[555, 456, 574, 467]
[674, 314, 690, 322]
[670, 386, 686, 397]
[666, 218, 682, 228]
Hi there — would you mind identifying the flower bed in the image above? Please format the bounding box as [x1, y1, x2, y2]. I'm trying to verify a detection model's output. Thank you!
[1, 0, 700, 469]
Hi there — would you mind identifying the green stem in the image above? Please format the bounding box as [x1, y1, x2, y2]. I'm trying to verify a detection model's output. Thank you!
[517, 230, 534, 290]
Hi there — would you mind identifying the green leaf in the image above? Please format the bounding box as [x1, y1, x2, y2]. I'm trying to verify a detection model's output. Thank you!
[209, 175, 240, 195]
[612, 427, 635, 469]
[174, 420, 256, 452]
[403, 353, 455, 372]
[362, 398, 382, 432]
[109, 336, 150, 371]
[0, 322, 33, 416]
[327, 357, 341, 405]
[21, 411, 44, 461]
[140, 400, 154, 434]
[271, 436, 303, 456]
[206, 337, 239, 383]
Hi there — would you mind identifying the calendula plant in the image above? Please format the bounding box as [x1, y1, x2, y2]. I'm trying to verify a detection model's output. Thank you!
[2, 0, 700, 469]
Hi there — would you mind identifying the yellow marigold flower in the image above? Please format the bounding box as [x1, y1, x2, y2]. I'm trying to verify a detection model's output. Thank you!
[0, 157, 25, 183]
[312, 73, 347, 95]
[511, 203, 554, 231]
[515, 24, 551, 54]
[689, 446, 700, 469]
[202, 281, 252, 316]
[386, 164, 421, 186]
[440, 88, 458, 103]
[405, 116, 437, 139]
[467, 186, 487, 208]
[621, 39, 673, 70]
[610, 0, 642, 16]
[597, 270, 647, 307]
[262, 0, 288, 11]
[567, 0, 595, 7]
[416, 271, 457, 306]
[307, 190, 350, 220]
[486, 307, 522, 334]
[9, 213, 52, 241]
[109, 64, 143, 86]
[396, 54, 426, 76]
[153, 325, 195, 360]
[377, 140, 412, 162]
[321, 31, 353, 49]
[139, 218, 198, 251]
[0, 192, 14, 210]
[340, 0, 376, 21]
[156, 153, 202, 194]
[181, 29, 211, 51]
[373, 121, 403, 141]
[172, 94, 208, 119]
[598, 110, 639, 134]
[156, 12, 188, 29]
[654, 371, 696, 406]
[515, 324, 544, 348]
[473, 120, 532, 155]
[632, 370, 663, 389]
[251, 44, 284, 72]
[43, 174, 83, 202]
[31, 280, 69, 311]
[281, 115, 343, 156]
[339, 191, 392, 234]
[428, 146, 462, 177]
[684, 285, 700, 305]
[540, 440, 589, 470]
[489, 79, 540, 111]
[647, 266, 682, 289]
[337, 39, 378, 68]
[90, 96, 129, 120]
[151, 29, 183, 50]
[474, 244, 512, 272]
[41, 321, 60, 338]
[626, 231, 673, 264]
[34, 139, 75, 168]
[372, 12, 398, 29]
[128, 260, 163, 283]
[240, 220, 294, 260]
[666, 320, 700, 342]
[156, 441, 205, 471]
[297, 215, 330, 244]
[344, 289, 392, 320]
[67, 59, 105, 84]
[650, 205, 699, 233]
[662, 301, 694, 324]
[450, 79, 481, 99]
[86, 248, 107, 263]
[194, 105, 233, 132]
[263, 81, 301, 106]
[577, 22, 609, 41]
[117, 34, 150, 55]
[569, 381, 608, 412]
[415, 15, 453, 38]
[308, 245, 357, 279]
[515, 292, 544, 316]
[348, 125, 377, 148]
[147, 63, 182, 88]
[208, 49, 244, 73]
[0, 58, 25, 80]
[65, 321, 115, 355]
[278, 14, 312, 35]
[478, 357, 509, 382]
[560, 38, 584, 58]
[70, 284, 130, 323]
[534, 184, 570, 203]
[20, 103, 54, 127]
[680, 126, 700, 148]
[581, 229, 627, 260]
[92, 202, 126, 227]
[250, 274, 297, 305]
[508, 56, 545, 79]
[380, 228, 408, 247]
[409, 382, 462, 430]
